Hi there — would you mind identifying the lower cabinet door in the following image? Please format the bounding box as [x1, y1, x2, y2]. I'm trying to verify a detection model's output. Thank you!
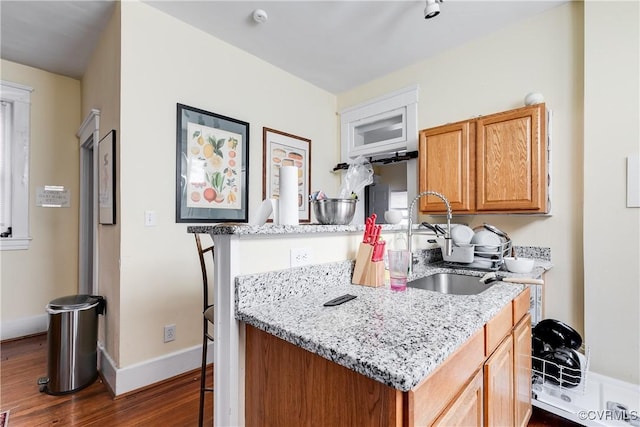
[433, 369, 484, 427]
[514, 314, 532, 427]
[484, 334, 514, 427]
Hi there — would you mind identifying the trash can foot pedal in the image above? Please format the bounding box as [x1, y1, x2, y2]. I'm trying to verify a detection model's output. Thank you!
[38, 377, 49, 393]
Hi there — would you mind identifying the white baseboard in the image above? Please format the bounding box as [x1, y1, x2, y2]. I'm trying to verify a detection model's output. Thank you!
[99, 340, 215, 396]
[1, 315, 214, 397]
[0, 314, 48, 341]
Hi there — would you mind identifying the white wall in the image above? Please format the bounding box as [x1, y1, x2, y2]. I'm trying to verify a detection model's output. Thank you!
[339, 0, 640, 385]
[0, 60, 81, 339]
[583, 1, 639, 384]
[82, 1, 122, 364]
[339, 3, 585, 331]
[115, 1, 340, 367]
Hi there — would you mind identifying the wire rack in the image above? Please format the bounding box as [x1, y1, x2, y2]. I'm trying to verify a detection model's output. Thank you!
[532, 344, 590, 396]
[443, 240, 512, 271]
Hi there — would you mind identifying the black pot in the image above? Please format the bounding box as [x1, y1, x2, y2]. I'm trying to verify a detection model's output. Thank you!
[532, 336, 553, 356]
[542, 346, 582, 388]
[533, 319, 582, 350]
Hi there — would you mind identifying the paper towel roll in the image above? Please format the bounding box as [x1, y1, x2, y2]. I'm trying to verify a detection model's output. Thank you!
[270, 198, 279, 224]
[278, 166, 298, 225]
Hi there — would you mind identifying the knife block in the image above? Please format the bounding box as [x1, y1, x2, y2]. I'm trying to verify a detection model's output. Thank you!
[352, 243, 384, 287]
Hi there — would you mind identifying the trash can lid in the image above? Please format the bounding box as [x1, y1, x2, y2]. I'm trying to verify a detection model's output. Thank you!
[47, 294, 102, 311]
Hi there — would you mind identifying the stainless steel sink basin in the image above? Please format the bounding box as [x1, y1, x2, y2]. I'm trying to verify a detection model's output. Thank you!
[407, 273, 494, 295]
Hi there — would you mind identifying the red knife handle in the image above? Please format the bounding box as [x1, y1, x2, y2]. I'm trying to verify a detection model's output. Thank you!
[372, 240, 385, 262]
[371, 225, 381, 246]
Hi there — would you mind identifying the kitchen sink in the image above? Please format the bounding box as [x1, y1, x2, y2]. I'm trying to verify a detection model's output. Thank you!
[407, 273, 494, 295]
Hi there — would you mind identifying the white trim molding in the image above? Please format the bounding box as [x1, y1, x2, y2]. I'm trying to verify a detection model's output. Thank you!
[0, 80, 33, 251]
[77, 109, 100, 295]
[0, 313, 48, 341]
[99, 341, 214, 396]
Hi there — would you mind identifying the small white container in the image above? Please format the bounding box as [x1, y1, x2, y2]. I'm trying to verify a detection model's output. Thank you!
[441, 243, 475, 263]
[384, 210, 402, 224]
[504, 257, 534, 273]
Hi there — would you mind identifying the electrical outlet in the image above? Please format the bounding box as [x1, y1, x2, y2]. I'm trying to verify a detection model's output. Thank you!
[290, 247, 312, 267]
[164, 324, 176, 343]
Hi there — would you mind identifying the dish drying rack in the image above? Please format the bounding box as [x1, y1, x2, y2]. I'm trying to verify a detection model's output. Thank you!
[442, 240, 513, 271]
[532, 344, 591, 399]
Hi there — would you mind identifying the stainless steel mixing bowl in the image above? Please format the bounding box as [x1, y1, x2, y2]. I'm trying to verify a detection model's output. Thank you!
[312, 198, 357, 225]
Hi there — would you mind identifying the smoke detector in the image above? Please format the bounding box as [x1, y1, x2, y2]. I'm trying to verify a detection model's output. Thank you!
[253, 9, 268, 24]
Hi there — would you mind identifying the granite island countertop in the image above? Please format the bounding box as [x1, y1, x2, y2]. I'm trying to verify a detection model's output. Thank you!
[235, 262, 534, 392]
[187, 222, 399, 236]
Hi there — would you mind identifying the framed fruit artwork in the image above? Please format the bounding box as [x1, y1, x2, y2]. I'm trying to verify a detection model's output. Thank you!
[262, 127, 311, 222]
[176, 104, 249, 223]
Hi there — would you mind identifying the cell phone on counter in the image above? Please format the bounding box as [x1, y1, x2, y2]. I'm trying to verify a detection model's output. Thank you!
[323, 294, 357, 307]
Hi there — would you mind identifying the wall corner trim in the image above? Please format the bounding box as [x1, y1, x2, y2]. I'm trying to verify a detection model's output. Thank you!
[99, 342, 214, 396]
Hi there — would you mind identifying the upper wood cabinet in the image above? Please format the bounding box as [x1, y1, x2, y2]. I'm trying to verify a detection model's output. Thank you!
[418, 120, 475, 213]
[419, 103, 549, 214]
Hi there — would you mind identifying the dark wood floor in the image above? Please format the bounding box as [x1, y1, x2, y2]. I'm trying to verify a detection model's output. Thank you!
[1, 334, 578, 426]
[1, 334, 212, 426]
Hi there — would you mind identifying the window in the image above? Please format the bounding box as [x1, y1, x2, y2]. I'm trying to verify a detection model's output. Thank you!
[1, 80, 32, 250]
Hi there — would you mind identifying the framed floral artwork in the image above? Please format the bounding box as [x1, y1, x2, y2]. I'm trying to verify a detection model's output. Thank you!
[176, 104, 249, 223]
[262, 127, 311, 222]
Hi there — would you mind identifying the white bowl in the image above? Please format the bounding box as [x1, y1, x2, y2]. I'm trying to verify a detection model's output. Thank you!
[384, 210, 402, 224]
[504, 257, 534, 273]
[450, 225, 474, 245]
[470, 230, 502, 253]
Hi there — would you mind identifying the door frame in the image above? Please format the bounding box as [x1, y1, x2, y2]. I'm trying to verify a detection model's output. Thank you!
[77, 109, 100, 295]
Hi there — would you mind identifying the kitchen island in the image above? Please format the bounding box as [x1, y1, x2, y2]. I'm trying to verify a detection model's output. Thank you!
[187, 224, 551, 426]
[236, 260, 532, 426]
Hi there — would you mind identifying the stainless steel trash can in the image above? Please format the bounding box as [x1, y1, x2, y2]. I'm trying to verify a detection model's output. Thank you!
[39, 294, 105, 395]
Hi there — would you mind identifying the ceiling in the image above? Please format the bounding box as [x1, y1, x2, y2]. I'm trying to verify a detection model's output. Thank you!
[1, 0, 566, 94]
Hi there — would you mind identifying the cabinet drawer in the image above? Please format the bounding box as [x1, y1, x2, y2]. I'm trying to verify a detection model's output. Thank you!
[485, 302, 512, 356]
[408, 329, 484, 427]
[433, 368, 484, 427]
[512, 287, 531, 325]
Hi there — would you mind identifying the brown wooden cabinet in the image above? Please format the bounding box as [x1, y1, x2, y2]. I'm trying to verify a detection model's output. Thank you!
[418, 104, 548, 214]
[484, 334, 515, 426]
[419, 287, 532, 427]
[418, 121, 475, 213]
[408, 329, 485, 427]
[433, 369, 484, 427]
[513, 314, 533, 427]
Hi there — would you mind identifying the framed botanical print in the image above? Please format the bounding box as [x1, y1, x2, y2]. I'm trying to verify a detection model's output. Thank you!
[176, 104, 249, 223]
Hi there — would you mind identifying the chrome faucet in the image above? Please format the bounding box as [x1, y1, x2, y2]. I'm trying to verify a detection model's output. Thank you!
[407, 191, 453, 273]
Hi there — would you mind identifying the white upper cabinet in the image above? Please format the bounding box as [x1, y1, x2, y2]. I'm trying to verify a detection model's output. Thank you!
[340, 85, 418, 160]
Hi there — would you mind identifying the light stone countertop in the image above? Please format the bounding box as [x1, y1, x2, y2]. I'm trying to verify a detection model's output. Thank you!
[195, 223, 551, 391]
[234, 261, 541, 392]
[188, 223, 401, 236]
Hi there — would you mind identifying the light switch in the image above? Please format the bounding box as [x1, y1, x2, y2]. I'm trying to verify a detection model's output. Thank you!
[144, 210, 157, 227]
